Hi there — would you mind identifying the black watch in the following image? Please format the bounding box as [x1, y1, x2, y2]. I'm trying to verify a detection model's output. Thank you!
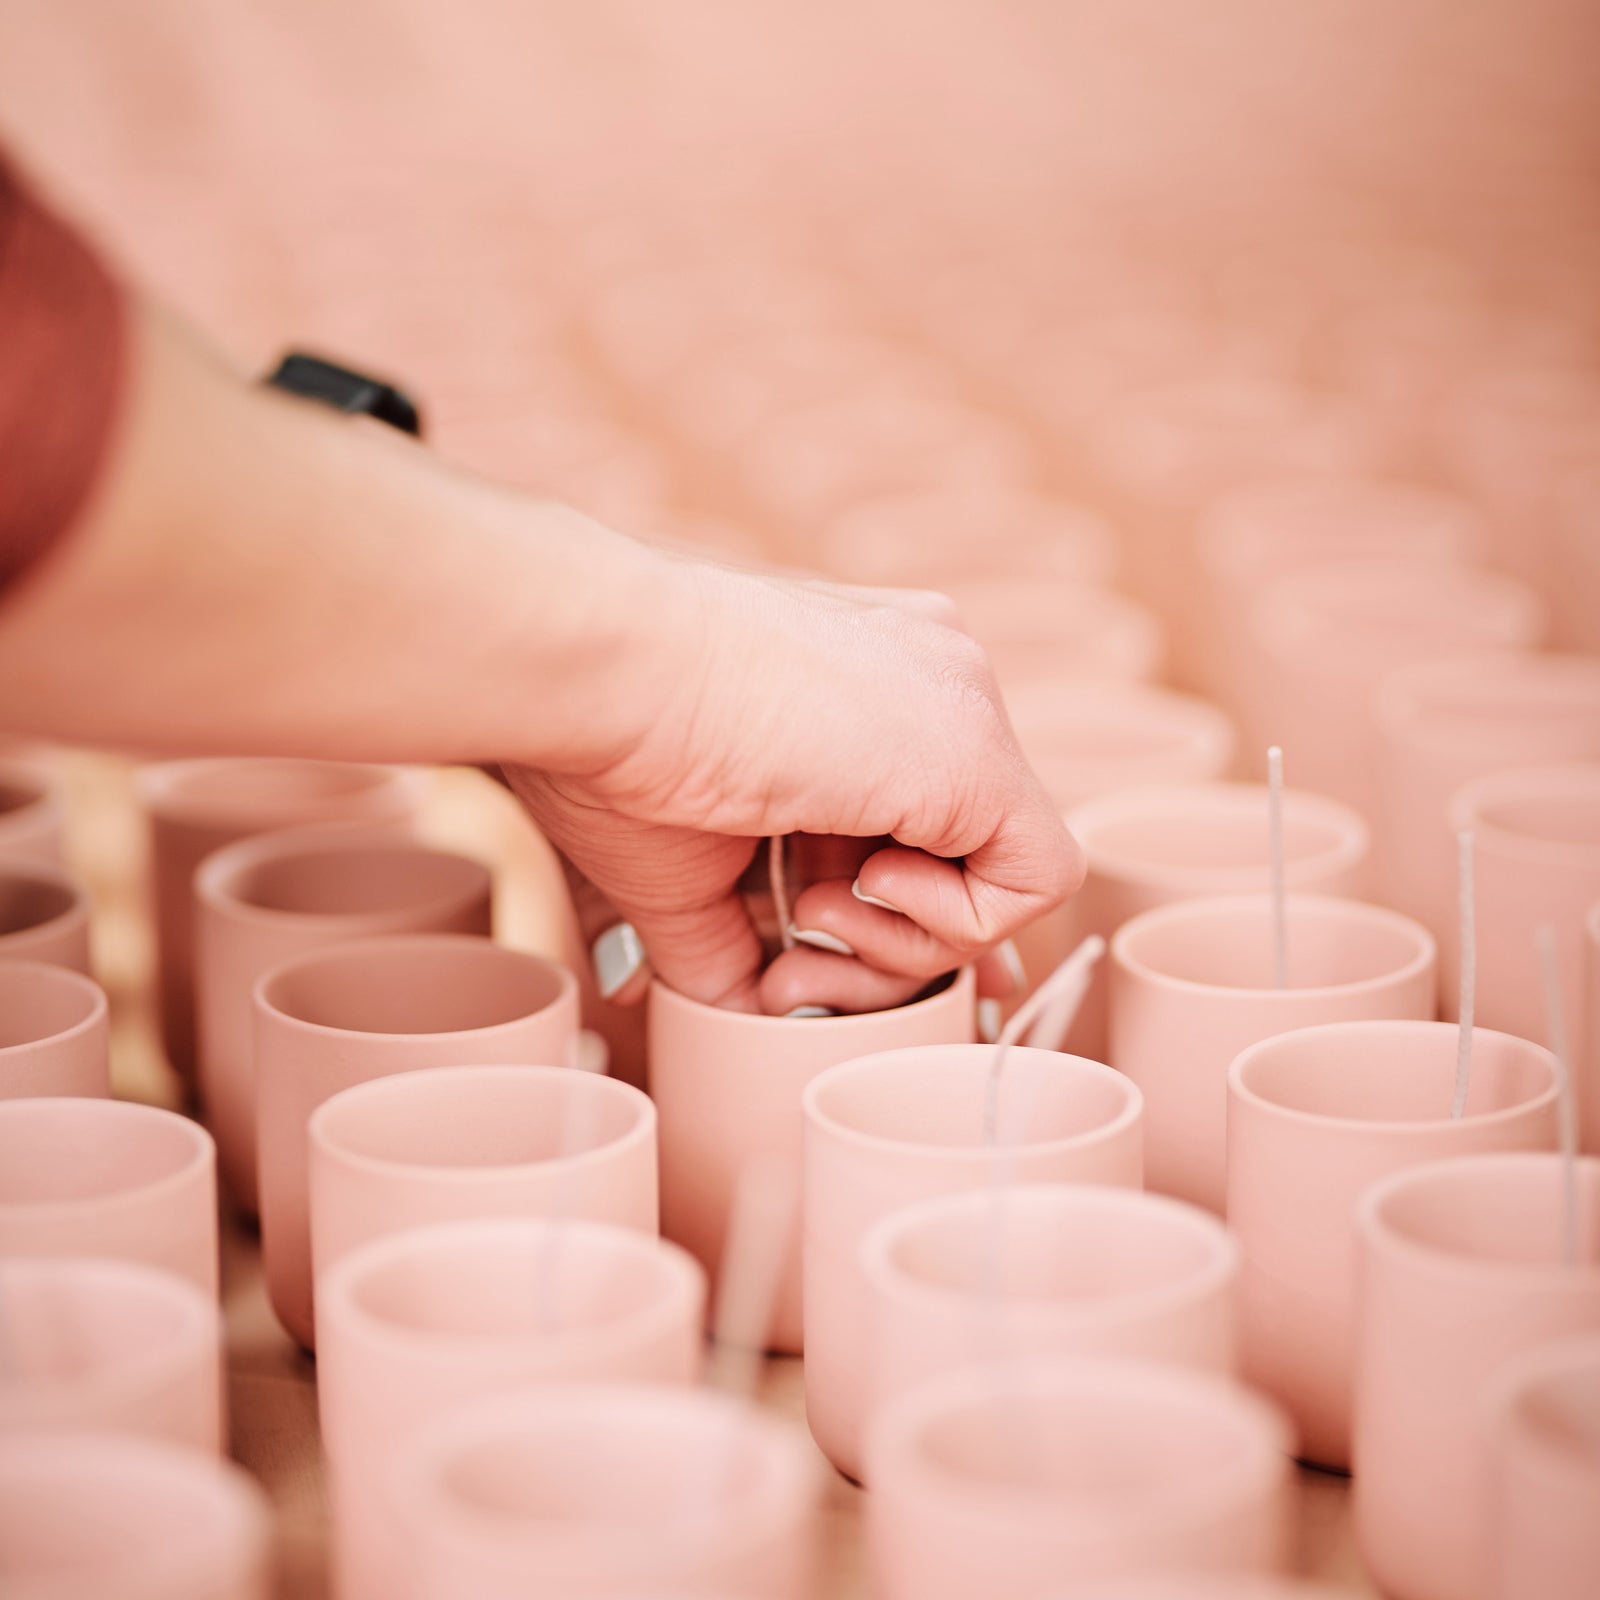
[263, 352, 422, 438]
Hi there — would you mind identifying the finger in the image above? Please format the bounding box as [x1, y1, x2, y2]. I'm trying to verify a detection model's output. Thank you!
[785, 877, 977, 984]
[757, 946, 939, 1017]
[552, 849, 654, 1007]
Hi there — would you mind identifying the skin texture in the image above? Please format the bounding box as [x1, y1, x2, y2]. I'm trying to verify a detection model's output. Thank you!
[0, 303, 1083, 1012]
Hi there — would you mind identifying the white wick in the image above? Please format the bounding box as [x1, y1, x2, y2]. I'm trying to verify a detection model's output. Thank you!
[1536, 924, 1580, 1269]
[1451, 829, 1475, 1120]
[769, 835, 795, 951]
[706, 1158, 799, 1398]
[983, 935, 1105, 1148]
[1267, 746, 1288, 990]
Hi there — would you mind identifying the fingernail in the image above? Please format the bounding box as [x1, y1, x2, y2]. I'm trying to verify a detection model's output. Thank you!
[977, 998, 1002, 1044]
[998, 938, 1026, 991]
[784, 1005, 836, 1019]
[851, 879, 900, 913]
[592, 921, 646, 999]
[790, 925, 856, 957]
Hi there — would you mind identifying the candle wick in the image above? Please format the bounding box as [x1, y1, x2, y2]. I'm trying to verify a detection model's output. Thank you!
[769, 835, 795, 952]
[1451, 830, 1475, 1120]
[1536, 923, 1580, 1268]
[1267, 746, 1288, 990]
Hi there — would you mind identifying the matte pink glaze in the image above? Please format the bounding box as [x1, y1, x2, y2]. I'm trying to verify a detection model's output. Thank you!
[1586, 903, 1600, 1155]
[195, 832, 493, 1210]
[1003, 682, 1237, 813]
[0, 858, 92, 973]
[0, 756, 68, 864]
[1111, 893, 1437, 1210]
[802, 1043, 1143, 1481]
[398, 1384, 821, 1599]
[0, 1430, 271, 1600]
[1194, 476, 1488, 714]
[139, 757, 421, 1082]
[0, 1257, 223, 1451]
[318, 1216, 705, 1600]
[1039, 783, 1370, 1060]
[1372, 654, 1600, 976]
[1448, 764, 1600, 1064]
[865, 1359, 1295, 1600]
[862, 1185, 1236, 1441]
[1228, 1022, 1560, 1469]
[0, 961, 109, 1099]
[254, 933, 580, 1347]
[1245, 558, 1545, 818]
[1353, 1153, 1600, 1600]
[648, 968, 974, 1354]
[0, 1097, 218, 1293]
[1486, 1335, 1600, 1600]
[310, 1063, 657, 1285]
[1056, 1580, 1355, 1599]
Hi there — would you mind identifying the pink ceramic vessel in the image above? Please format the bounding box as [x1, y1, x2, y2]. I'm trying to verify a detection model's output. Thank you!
[0, 1097, 218, 1293]
[0, 755, 68, 864]
[802, 1043, 1143, 1481]
[398, 1384, 821, 1599]
[195, 832, 493, 1209]
[309, 1063, 657, 1285]
[1372, 653, 1600, 968]
[1486, 1335, 1600, 1600]
[0, 858, 92, 973]
[1447, 764, 1600, 1058]
[1228, 1021, 1560, 1469]
[1058, 1581, 1353, 1599]
[318, 1216, 705, 1600]
[0, 1430, 272, 1600]
[817, 484, 1120, 591]
[1554, 466, 1600, 653]
[139, 757, 421, 1082]
[1040, 783, 1370, 1060]
[0, 1257, 223, 1451]
[1586, 903, 1600, 1155]
[1353, 1153, 1600, 1600]
[1245, 558, 1546, 817]
[0, 962, 109, 1100]
[862, 1184, 1237, 1437]
[1002, 682, 1237, 813]
[865, 1359, 1295, 1600]
[649, 968, 974, 1355]
[1111, 894, 1437, 1211]
[1193, 476, 1489, 712]
[255, 933, 580, 1347]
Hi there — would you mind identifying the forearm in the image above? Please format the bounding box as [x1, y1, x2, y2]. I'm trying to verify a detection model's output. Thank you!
[0, 300, 669, 769]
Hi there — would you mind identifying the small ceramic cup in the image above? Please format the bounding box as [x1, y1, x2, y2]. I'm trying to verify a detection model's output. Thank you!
[1002, 682, 1237, 813]
[1371, 652, 1600, 963]
[1353, 1152, 1600, 1600]
[1244, 559, 1546, 818]
[0, 1257, 223, 1451]
[0, 962, 110, 1100]
[1110, 893, 1437, 1211]
[318, 1216, 705, 1600]
[1039, 782, 1370, 1061]
[0, 1097, 218, 1293]
[861, 1185, 1237, 1438]
[865, 1359, 1296, 1600]
[397, 1384, 821, 1600]
[310, 1064, 657, 1285]
[255, 933, 580, 1347]
[0, 859, 92, 973]
[139, 756, 421, 1082]
[0, 756, 68, 864]
[1486, 1334, 1600, 1600]
[1448, 763, 1600, 1054]
[648, 968, 975, 1355]
[1228, 1022, 1561, 1470]
[802, 1043, 1143, 1482]
[195, 832, 494, 1210]
[0, 1430, 272, 1600]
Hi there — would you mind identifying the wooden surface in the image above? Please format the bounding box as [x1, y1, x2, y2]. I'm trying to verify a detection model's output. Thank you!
[53, 752, 1379, 1598]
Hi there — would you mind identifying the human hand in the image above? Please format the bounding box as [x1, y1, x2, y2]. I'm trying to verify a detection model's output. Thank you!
[504, 551, 1083, 1014]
